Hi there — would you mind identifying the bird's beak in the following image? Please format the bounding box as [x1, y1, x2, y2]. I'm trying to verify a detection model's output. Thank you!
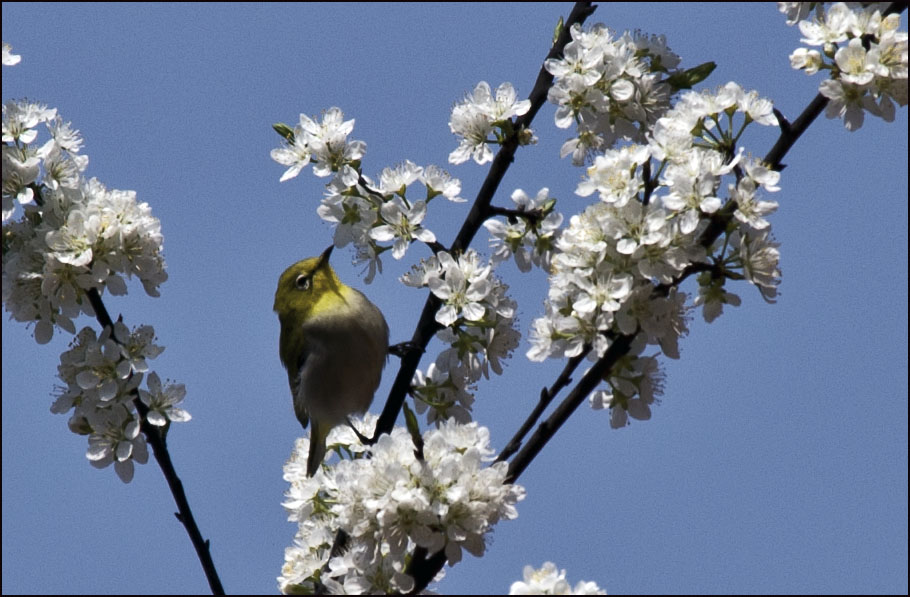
[318, 245, 334, 269]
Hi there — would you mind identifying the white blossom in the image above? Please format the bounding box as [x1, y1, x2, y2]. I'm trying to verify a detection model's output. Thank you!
[404, 251, 518, 423]
[509, 561, 606, 595]
[85, 403, 148, 483]
[426, 251, 493, 327]
[48, 323, 179, 482]
[271, 107, 366, 182]
[421, 165, 465, 202]
[784, 2, 908, 130]
[412, 362, 475, 424]
[369, 198, 436, 260]
[734, 229, 781, 303]
[2, 42, 21, 66]
[545, 23, 679, 154]
[378, 159, 423, 196]
[528, 59, 787, 437]
[485, 188, 563, 272]
[139, 372, 191, 426]
[3, 138, 168, 342]
[279, 418, 525, 594]
[449, 81, 531, 165]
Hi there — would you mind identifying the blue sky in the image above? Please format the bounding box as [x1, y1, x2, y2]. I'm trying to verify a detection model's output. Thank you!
[2, 3, 907, 595]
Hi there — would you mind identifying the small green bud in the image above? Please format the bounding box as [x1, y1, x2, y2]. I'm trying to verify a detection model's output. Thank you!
[272, 122, 295, 142]
[403, 402, 425, 461]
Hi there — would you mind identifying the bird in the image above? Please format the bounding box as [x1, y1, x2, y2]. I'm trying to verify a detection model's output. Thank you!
[273, 245, 389, 476]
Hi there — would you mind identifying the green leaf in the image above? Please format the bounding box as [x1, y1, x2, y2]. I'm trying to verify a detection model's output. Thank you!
[666, 61, 716, 90]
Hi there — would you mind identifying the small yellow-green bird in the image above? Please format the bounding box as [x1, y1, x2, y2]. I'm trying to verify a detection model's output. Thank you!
[274, 246, 389, 477]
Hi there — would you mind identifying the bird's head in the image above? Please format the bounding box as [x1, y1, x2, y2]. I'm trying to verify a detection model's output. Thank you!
[273, 245, 344, 324]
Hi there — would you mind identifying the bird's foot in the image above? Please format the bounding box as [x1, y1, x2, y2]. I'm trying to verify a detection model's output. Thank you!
[389, 341, 423, 358]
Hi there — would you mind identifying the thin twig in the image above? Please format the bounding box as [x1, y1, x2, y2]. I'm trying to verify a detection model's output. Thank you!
[487, 204, 549, 226]
[496, 352, 586, 463]
[506, 333, 634, 483]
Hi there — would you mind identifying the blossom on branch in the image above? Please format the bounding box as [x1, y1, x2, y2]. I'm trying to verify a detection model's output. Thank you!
[448, 81, 532, 165]
[279, 416, 525, 594]
[783, 2, 908, 130]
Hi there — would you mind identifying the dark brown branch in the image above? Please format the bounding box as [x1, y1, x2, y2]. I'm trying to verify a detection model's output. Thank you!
[506, 333, 634, 483]
[502, 90, 838, 488]
[884, 1, 909, 19]
[86, 289, 225, 595]
[423, 239, 447, 254]
[374, 1, 597, 444]
[487, 204, 548, 226]
[397, 3, 598, 592]
[763, 93, 828, 171]
[496, 352, 587, 463]
[500, 1, 910, 488]
[374, 292, 443, 437]
[405, 548, 448, 596]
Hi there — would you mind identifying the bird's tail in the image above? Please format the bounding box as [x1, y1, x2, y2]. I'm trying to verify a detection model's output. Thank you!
[306, 419, 330, 477]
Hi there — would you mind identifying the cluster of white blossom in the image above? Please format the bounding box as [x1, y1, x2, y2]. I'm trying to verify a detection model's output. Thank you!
[448, 81, 534, 165]
[484, 187, 564, 273]
[509, 561, 606, 595]
[3, 46, 187, 481]
[50, 322, 189, 482]
[279, 415, 525, 594]
[272, 108, 465, 281]
[544, 24, 681, 164]
[403, 250, 520, 424]
[780, 2, 908, 130]
[272, 95, 530, 589]
[527, 24, 786, 428]
[2, 76, 168, 343]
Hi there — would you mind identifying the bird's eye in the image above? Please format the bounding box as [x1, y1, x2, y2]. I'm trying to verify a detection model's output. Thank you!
[295, 275, 311, 291]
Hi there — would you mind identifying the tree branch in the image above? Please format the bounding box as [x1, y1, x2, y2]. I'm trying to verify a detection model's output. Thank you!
[506, 333, 634, 483]
[86, 289, 225, 595]
[494, 0, 910, 483]
[374, 1, 597, 443]
[397, 2, 598, 592]
[496, 351, 587, 463]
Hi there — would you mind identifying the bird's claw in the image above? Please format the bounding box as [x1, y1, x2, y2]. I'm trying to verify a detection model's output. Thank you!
[389, 341, 422, 358]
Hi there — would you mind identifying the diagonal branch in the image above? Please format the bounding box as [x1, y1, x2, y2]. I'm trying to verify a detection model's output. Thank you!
[506, 333, 634, 483]
[374, 1, 598, 442]
[503, 89, 835, 487]
[397, 3, 599, 593]
[86, 289, 225, 595]
[500, 1, 910, 488]
[496, 352, 587, 463]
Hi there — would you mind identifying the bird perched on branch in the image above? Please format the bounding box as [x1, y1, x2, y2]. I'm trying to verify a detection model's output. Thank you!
[274, 246, 388, 476]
